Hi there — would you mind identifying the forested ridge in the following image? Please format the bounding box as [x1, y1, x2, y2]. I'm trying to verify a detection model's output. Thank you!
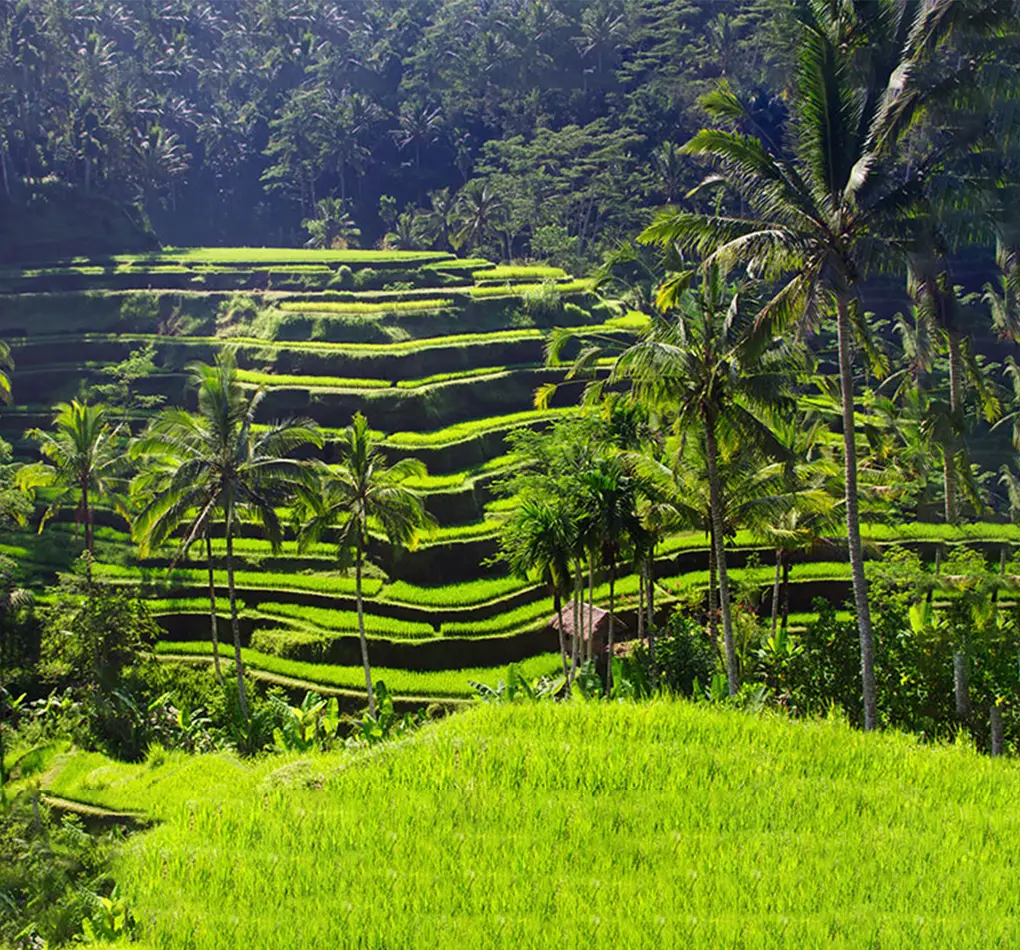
[0, 0, 787, 260]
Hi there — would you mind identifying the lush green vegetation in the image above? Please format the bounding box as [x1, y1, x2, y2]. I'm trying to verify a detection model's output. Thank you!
[155, 642, 560, 697]
[275, 298, 454, 315]
[37, 702, 1020, 948]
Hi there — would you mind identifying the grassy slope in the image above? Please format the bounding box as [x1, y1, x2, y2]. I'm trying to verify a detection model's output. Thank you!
[43, 701, 1020, 949]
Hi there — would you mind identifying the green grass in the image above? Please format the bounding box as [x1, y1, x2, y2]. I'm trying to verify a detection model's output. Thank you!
[42, 701, 1020, 949]
[114, 247, 454, 265]
[395, 364, 515, 388]
[381, 576, 534, 608]
[94, 563, 384, 598]
[275, 298, 454, 315]
[441, 597, 554, 637]
[469, 279, 592, 298]
[403, 454, 516, 492]
[604, 309, 651, 331]
[254, 603, 437, 640]
[155, 641, 561, 697]
[235, 368, 391, 390]
[473, 266, 568, 282]
[382, 407, 577, 450]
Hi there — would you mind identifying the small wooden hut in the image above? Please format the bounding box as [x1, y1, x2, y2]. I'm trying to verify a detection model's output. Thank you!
[549, 599, 626, 656]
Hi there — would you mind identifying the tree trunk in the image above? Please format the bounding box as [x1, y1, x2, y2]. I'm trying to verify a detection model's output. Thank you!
[554, 588, 569, 681]
[991, 703, 1004, 757]
[770, 551, 781, 636]
[356, 538, 377, 720]
[835, 292, 877, 730]
[224, 509, 249, 724]
[587, 556, 595, 663]
[83, 482, 93, 587]
[644, 557, 657, 684]
[206, 533, 222, 682]
[605, 561, 616, 695]
[782, 558, 791, 630]
[944, 329, 963, 525]
[637, 569, 645, 645]
[953, 644, 971, 722]
[646, 553, 655, 631]
[707, 530, 718, 646]
[704, 420, 738, 696]
[570, 561, 582, 683]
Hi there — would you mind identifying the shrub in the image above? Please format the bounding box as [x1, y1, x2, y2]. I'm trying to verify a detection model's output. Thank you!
[354, 267, 378, 289]
[644, 612, 717, 697]
[521, 281, 564, 320]
[329, 265, 355, 290]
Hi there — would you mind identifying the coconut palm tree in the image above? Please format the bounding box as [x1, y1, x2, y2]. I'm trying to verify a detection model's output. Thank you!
[131, 351, 321, 723]
[297, 413, 432, 720]
[18, 400, 125, 584]
[637, 0, 1009, 727]
[612, 268, 798, 695]
[576, 455, 641, 694]
[501, 494, 575, 681]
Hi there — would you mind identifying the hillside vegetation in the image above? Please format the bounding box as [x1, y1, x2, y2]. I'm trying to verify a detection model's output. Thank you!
[42, 701, 1020, 949]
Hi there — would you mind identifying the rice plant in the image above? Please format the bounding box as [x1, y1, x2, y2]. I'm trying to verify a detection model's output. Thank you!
[42, 701, 1020, 949]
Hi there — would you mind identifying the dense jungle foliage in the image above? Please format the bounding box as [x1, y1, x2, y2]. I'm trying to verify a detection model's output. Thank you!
[0, 0, 789, 262]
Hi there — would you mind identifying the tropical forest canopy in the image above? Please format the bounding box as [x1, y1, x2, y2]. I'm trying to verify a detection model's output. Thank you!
[0, 0, 790, 262]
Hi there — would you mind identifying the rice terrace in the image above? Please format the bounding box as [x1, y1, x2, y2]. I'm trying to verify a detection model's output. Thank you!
[2, 1, 1020, 948]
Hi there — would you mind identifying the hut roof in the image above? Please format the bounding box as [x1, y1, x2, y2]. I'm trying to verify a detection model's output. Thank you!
[549, 599, 625, 641]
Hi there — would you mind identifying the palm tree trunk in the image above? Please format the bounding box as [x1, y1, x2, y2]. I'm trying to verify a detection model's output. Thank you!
[707, 529, 718, 645]
[770, 550, 781, 636]
[835, 292, 877, 730]
[356, 538, 377, 720]
[945, 330, 963, 524]
[83, 483, 93, 587]
[570, 560, 582, 683]
[637, 568, 645, 643]
[205, 533, 222, 682]
[782, 557, 791, 630]
[646, 553, 655, 631]
[587, 556, 595, 663]
[224, 508, 249, 724]
[605, 561, 616, 695]
[643, 556, 657, 683]
[954, 641, 971, 723]
[991, 703, 1004, 756]
[554, 589, 569, 681]
[704, 420, 737, 696]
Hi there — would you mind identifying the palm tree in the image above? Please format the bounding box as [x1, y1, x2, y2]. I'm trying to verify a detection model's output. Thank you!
[636, 0, 1007, 727]
[18, 400, 125, 584]
[577, 455, 640, 694]
[454, 182, 504, 252]
[131, 352, 321, 723]
[297, 413, 431, 720]
[612, 268, 797, 695]
[501, 495, 575, 681]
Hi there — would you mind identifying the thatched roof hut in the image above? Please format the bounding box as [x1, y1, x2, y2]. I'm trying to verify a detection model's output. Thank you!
[549, 599, 626, 654]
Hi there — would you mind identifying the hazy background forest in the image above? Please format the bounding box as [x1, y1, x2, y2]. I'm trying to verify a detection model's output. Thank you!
[0, 0, 790, 265]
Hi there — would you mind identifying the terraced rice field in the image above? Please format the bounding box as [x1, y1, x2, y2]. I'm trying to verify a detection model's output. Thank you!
[3, 246, 1016, 702]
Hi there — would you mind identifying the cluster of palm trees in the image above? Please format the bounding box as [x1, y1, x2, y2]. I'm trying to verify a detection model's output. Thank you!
[17, 352, 431, 723]
[513, 0, 1020, 728]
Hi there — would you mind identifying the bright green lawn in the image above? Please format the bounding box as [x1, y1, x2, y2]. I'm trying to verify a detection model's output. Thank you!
[42, 701, 1020, 948]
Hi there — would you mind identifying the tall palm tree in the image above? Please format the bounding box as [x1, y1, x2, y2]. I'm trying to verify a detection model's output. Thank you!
[637, 0, 1009, 727]
[131, 352, 321, 723]
[18, 400, 125, 584]
[298, 413, 432, 720]
[501, 494, 575, 681]
[576, 455, 640, 694]
[612, 268, 797, 695]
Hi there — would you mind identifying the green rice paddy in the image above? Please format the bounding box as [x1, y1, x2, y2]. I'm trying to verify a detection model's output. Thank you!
[41, 701, 1020, 949]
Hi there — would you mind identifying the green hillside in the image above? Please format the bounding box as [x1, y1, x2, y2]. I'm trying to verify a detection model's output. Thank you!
[39, 701, 1020, 949]
[4, 248, 1020, 703]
